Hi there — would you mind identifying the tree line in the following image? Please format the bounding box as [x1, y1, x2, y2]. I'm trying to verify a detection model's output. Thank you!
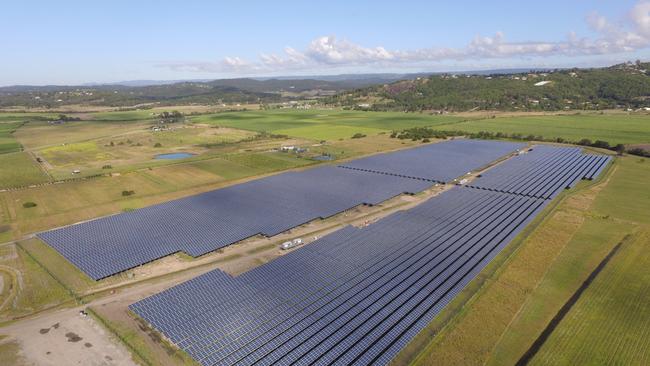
[391, 127, 650, 158]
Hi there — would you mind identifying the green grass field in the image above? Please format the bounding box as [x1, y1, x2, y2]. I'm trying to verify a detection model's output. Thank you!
[0, 243, 73, 321]
[89, 110, 157, 121]
[433, 114, 650, 145]
[0, 153, 50, 188]
[14, 119, 152, 150]
[529, 229, 650, 365]
[398, 155, 650, 366]
[191, 110, 464, 139]
[0, 122, 23, 154]
[0, 113, 55, 123]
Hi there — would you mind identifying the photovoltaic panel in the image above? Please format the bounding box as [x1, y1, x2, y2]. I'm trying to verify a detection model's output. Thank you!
[467, 145, 612, 199]
[130, 188, 549, 366]
[38, 139, 524, 280]
[130, 144, 611, 366]
[339, 139, 527, 182]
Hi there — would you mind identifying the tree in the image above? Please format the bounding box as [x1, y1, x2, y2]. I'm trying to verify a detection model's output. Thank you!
[592, 140, 610, 149]
[614, 144, 625, 155]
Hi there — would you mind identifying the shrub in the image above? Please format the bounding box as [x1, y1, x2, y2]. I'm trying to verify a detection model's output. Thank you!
[121, 190, 135, 197]
[592, 140, 611, 149]
[22, 202, 37, 208]
[102, 165, 112, 169]
[351, 133, 366, 139]
[154, 142, 162, 147]
[628, 148, 650, 158]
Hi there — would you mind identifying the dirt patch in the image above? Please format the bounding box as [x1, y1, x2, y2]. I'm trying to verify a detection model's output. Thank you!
[65, 332, 82, 342]
[0, 308, 137, 366]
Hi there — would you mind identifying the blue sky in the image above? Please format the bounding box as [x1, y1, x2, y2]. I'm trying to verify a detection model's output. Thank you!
[2, 0, 650, 85]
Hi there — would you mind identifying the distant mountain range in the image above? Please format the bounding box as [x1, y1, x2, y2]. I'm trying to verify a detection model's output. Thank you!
[1, 68, 538, 91]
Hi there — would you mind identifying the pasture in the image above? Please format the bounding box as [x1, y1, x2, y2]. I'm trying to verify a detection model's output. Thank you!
[14, 119, 152, 150]
[191, 109, 464, 139]
[530, 229, 650, 365]
[0, 153, 50, 188]
[0, 122, 24, 154]
[432, 114, 650, 145]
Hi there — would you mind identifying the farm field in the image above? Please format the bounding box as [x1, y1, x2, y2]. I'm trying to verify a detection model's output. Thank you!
[191, 109, 465, 138]
[14, 119, 153, 150]
[432, 114, 650, 145]
[0, 153, 50, 188]
[396, 154, 650, 366]
[529, 228, 650, 365]
[0, 122, 24, 154]
[0, 243, 73, 321]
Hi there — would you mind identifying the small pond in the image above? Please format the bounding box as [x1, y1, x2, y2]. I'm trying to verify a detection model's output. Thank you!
[154, 152, 195, 160]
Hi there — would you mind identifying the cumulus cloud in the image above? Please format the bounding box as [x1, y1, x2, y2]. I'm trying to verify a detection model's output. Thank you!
[162, 1, 650, 74]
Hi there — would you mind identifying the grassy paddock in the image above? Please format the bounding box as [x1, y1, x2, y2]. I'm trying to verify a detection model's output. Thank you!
[0, 152, 50, 188]
[191, 109, 464, 138]
[0, 122, 24, 154]
[432, 114, 650, 145]
[0, 243, 73, 322]
[529, 228, 650, 365]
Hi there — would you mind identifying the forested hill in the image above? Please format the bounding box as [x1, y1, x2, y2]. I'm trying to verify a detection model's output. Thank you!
[325, 62, 650, 112]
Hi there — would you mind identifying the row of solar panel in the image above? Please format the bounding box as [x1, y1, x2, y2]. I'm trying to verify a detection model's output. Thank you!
[468, 145, 612, 199]
[130, 188, 549, 366]
[338, 139, 527, 182]
[129, 145, 612, 366]
[38, 139, 525, 280]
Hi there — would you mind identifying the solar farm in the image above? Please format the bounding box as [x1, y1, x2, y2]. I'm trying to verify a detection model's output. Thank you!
[37, 139, 525, 280]
[31, 137, 614, 366]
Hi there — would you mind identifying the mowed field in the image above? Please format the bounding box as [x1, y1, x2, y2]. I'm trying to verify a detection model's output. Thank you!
[191, 109, 465, 140]
[0, 122, 24, 154]
[0, 153, 50, 188]
[432, 114, 650, 145]
[395, 155, 650, 366]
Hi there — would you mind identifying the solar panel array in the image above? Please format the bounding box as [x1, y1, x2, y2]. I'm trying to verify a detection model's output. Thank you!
[130, 144, 612, 366]
[467, 145, 612, 199]
[339, 139, 527, 182]
[38, 139, 524, 280]
[130, 188, 550, 366]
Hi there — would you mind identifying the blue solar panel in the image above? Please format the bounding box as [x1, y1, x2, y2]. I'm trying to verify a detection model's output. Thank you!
[467, 145, 613, 199]
[339, 139, 527, 182]
[129, 144, 612, 366]
[38, 139, 524, 280]
[130, 188, 549, 366]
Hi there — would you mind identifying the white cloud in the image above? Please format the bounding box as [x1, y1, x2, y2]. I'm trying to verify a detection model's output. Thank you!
[162, 1, 650, 74]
